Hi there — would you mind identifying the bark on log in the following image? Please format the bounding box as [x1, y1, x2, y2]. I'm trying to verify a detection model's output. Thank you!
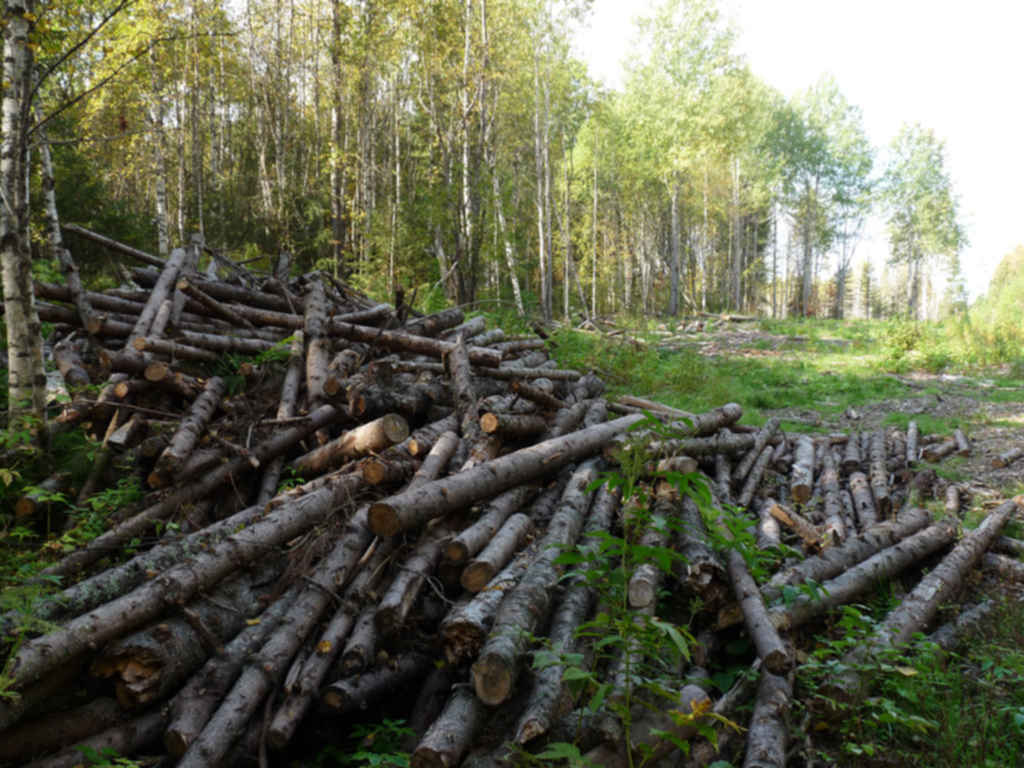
[906, 420, 920, 465]
[982, 551, 1024, 581]
[761, 507, 932, 605]
[945, 484, 961, 517]
[440, 555, 531, 665]
[375, 520, 455, 638]
[53, 338, 90, 391]
[992, 536, 1024, 558]
[404, 307, 465, 337]
[444, 485, 536, 564]
[737, 445, 774, 510]
[267, 537, 398, 748]
[126, 248, 186, 350]
[461, 513, 535, 593]
[511, 380, 564, 411]
[327, 317, 503, 367]
[304, 280, 331, 417]
[148, 375, 225, 487]
[471, 460, 600, 706]
[673, 493, 729, 609]
[848, 471, 878, 529]
[0, 697, 122, 764]
[24, 710, 166, 768]
[512, 484, 620, 745]
[842, 431, 862, 474]
[256, 332, 305, 505]
[835, 498, 1023, 700]
[742, 671, 793, 768]
[733, 417, 780, 484]
[175, 506, 375, 768]
[131, 264, 297, 313]
[869, 430, 892, 518]
[321, 653, 433, 714]
[992, 446, 1024, 468]
[1, 470, 367, 721]
[177, 278, 256, 330]
[90, 562, 282, 711]
[479, 411, 548, 440]
[412, 686, 487, 768]
[819, 446, 846, 543]
[756, 497, 782, 551]
[45, 403, 347, 580]
[440, 315, 487, 341]
[953, 428, 970, 457]
[767, 519, 959, 632]
[406, 414, 460, 457]
[923, 438, 957, 462]
[725, 543, 791, 674]
[292, 414, 410, 476]
[928, 600, 994, 652]
[369, 414, 643, 537]
[164, 585, 300, 757]
[790, 435, 815, 504]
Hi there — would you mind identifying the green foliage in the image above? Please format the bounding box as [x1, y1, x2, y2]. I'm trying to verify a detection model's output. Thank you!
[531, 417, 741, 767]
[305, 719, 413, 768]
[74, 745, 145, 767]
[797, 600, 1024, 766]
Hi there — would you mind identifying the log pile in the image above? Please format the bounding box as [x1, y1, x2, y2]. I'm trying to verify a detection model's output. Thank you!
[2, 235, 1024, 768]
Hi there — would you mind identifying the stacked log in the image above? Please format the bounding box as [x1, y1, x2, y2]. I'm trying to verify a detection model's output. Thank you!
[3, 231, 1022, 768]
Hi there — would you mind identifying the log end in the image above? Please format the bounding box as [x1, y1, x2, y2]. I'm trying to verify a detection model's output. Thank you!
[790, 485, 812, 505]
[479, 412, 500, 434]
[471, 655, 513, 707]
[382, 413, 411, 443]
[443, 539, 469, 565]
[362, 460, 390, 485]
[460, 563, 495, 594]
[144, 362, 169, 382]
[14, 497, 35, 519]
[164, 728, 192, 759]
[368, 503, 402, 537]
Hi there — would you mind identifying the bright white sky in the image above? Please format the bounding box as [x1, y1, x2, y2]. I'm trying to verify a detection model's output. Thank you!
[574, 0, 1024, 300]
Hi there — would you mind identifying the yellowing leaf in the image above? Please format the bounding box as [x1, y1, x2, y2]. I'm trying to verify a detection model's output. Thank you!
[317, 640, 332, 654]
[245, 618, 261, 626]
[895, 666, 919, 677]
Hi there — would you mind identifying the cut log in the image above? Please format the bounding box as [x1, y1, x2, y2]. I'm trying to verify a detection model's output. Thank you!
[922, 438, 957, 463]
[981, 551, 1024, 582]
[292, 414, 410, 476]
[737, 445, 774, 509]
[24, 710, 167, 768]
[375, 520, 455, 637]
[789, 435, 815, 504]
[842, 431, 862, 474]
[90, 561, 282, 710]
[768, 501, 824, 551]
[835, 498, 1023, 699]
[440, 554, 530, 665]
[928, 600, 994, 652]
[993, 446, 1023, 469]
[404, 307, 465, 337]
[742, 670, 793, 768]
[906, 420, 920, 465]
[761, 507, 932, 605]
[479, 411, 548, 440]
[304, 279, 331, 421]
[732, 417, 780, 484]
[756, 497, 782, 551]
[328, 317, 503, 367]
[848, 471, 878, 529]
[444, 485, 536, 564]
[411, 686, 487, 768]
[992, 536, 1024, 558]
[175, 506, 375, 768]
[321, 653, 433, 714]
[953, 427, 970, 456]
[1, 470, 368, 718]
[471, 460, 600, 706]
[15, 471, 72, 522]
[148, 376, 225, 488]
[0, 697, 123, 765]
[164, 584, 300, 757]
[461, 513, 535, 593]
[256, 332, 305, 505]
[869, 430, 891, 518]
[63, 223, 165, 268]
[511, 379, 564, 411]
[369, 413, 644, 537]
[176, 277, 256, 330]
[945, 484, 961, 517]
[767, 519, 958, 632]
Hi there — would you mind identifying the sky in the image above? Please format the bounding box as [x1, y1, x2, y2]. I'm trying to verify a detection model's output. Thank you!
[573, 0, 1024, 300]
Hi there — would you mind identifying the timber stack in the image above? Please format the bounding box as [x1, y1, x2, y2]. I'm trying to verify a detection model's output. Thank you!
[2, 229, 1023, 768]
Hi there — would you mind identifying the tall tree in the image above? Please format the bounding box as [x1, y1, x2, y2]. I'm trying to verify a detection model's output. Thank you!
[882, 123, 965, 319]
[1, 0, 45, 425]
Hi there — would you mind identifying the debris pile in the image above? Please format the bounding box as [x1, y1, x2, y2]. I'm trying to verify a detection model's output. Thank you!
[2, 230, 1023, 768]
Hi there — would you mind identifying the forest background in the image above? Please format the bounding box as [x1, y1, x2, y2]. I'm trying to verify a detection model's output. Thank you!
[3, 0, 1024, 419]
